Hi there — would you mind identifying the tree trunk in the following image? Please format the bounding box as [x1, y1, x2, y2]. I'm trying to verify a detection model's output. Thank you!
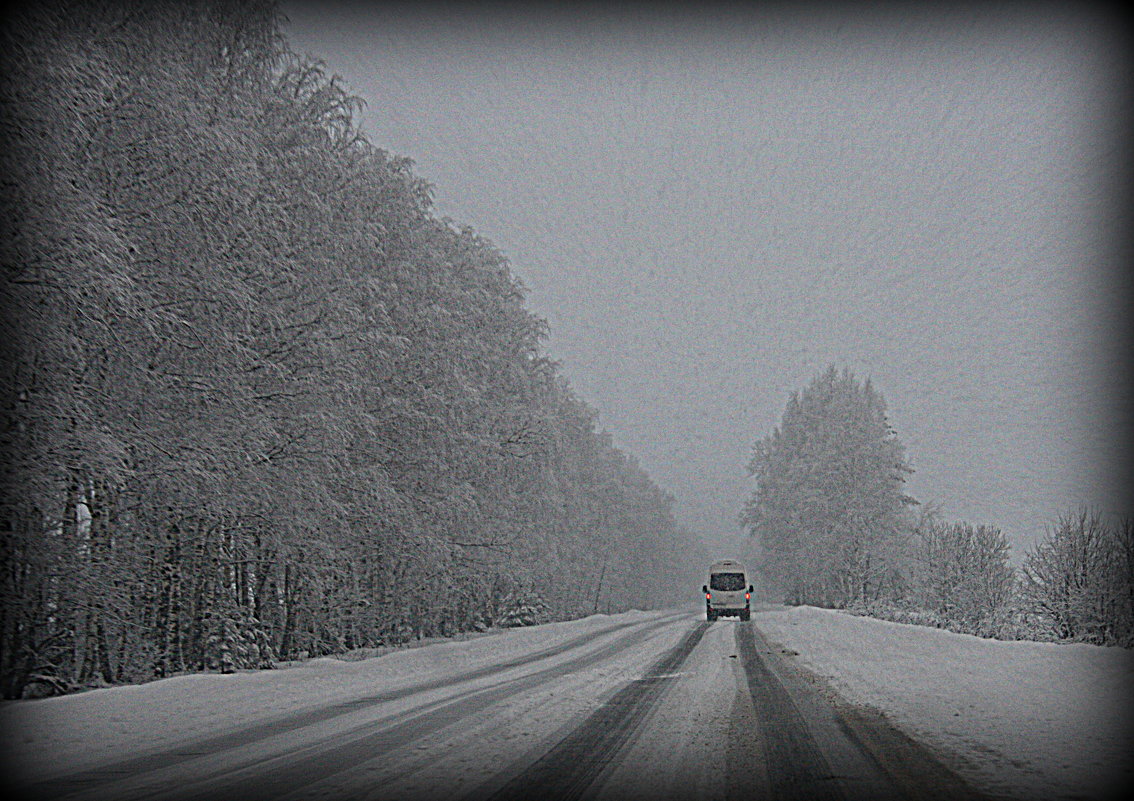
[155, 520, 184, 677]
[279, 562, 295, 659]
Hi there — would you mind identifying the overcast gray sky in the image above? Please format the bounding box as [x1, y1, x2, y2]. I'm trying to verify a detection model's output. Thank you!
[283, 1, 1130, 559]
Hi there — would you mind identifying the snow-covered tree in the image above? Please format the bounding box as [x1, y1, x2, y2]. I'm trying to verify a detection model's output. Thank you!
[0, 0, 705, 697]
[742, 366, 917, 607]
[909, 517, 1015, 637]
[1021, 509, 1134, 645]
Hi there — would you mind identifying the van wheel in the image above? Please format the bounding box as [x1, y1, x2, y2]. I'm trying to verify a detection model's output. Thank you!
[740, 609, 750, 621]
[706, 611, 716, 621]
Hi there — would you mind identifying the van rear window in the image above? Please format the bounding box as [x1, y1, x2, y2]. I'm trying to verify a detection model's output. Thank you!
[709, 572, 745, 591]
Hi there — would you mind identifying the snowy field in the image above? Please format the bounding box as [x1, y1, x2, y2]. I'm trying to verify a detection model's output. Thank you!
[2, 606, 1131, 800]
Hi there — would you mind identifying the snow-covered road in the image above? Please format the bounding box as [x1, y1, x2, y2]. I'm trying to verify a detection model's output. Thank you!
[3, 606, 1130, 801]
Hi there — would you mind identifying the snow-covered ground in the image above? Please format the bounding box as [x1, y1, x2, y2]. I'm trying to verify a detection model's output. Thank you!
[1, 609, 675, 784]
[756, 606, 1134, 800]
[2, 605, 1130, 800]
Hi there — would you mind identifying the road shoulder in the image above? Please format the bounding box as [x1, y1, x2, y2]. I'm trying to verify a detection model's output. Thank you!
[747, 621, 997, 801]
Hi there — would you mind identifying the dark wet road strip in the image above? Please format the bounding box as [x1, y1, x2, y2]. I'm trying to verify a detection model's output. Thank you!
[735, 623, 845, 801]
[471, 621, 710, 801]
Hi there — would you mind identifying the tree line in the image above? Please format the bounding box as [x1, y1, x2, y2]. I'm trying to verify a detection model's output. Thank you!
[743, 365, 1133, 646]
[0, 0, 706, 699]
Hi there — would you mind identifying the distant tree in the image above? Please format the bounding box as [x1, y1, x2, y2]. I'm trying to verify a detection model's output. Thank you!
[742, 366, 917, 607]
[909, 516, 1015, 637]
[1021, 509, 1134, 646]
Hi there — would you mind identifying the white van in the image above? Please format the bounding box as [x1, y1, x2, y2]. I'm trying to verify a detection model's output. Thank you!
[702, 560, 752, 621]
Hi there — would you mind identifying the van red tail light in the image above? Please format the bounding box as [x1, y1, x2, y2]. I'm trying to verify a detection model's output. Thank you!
[745, 592, 750, 600]
[705, 592, 711, 600]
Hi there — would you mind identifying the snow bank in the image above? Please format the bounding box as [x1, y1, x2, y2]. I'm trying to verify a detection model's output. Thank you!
[755, 605, 1134, 800]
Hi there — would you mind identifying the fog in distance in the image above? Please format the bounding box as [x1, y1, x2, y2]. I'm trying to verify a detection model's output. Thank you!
[283, 1, 1131, 559]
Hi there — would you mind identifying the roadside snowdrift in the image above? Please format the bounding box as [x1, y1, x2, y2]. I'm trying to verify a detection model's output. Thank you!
[756, 605, 1133, 800]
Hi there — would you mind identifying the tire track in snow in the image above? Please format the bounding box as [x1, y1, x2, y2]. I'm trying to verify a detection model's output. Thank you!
[470, 620, 710, 801]
[735, 622, 845, 801]
[738, 622, 991, 801]
[25, 613, 686, 801]
[17, 612, 685, 801]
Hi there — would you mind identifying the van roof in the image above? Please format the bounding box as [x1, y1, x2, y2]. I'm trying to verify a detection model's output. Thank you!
[709, 559, 744, 570]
